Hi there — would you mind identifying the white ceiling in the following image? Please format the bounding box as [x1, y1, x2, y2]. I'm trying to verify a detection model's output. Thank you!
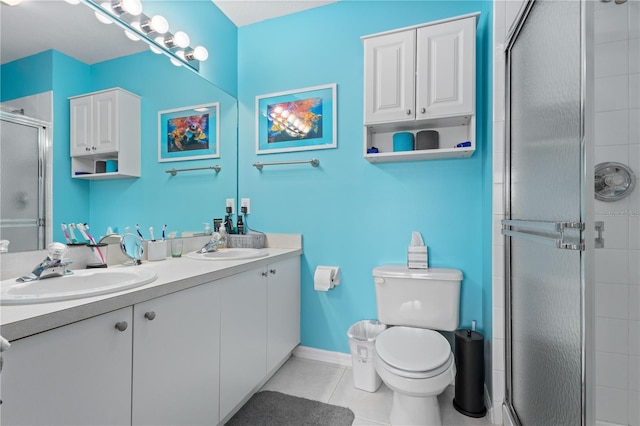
[0, 1, 336, 66]
[212, 0, 337, 27]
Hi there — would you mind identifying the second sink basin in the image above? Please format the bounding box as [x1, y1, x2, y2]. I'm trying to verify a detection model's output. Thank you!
[186, 248, 269, 261]
[0, 268, 158, 305]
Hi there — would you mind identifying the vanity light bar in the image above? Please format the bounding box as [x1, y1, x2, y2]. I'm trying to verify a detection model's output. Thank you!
[79, 0, 207, 72]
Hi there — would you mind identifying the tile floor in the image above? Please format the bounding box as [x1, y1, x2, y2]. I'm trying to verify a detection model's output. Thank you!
[260, 356, 494, 426]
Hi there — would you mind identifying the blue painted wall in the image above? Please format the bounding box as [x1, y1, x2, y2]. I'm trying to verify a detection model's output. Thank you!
[237, 1, 493, 354]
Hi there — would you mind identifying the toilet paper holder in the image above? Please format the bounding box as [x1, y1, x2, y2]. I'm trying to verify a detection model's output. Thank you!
[314, 266, 341, 291]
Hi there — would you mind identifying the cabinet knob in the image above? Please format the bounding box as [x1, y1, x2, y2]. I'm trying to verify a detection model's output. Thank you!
[144, 311, 156, 321]
[114, 321, 128, 332]
[406, 109, 412, 115]
[269, 269, 276, 275]
[261, 271, 268, 277]
[420, 108, 426, 114]
[85, 147, 90, 151]
[91, 146, 97, 150]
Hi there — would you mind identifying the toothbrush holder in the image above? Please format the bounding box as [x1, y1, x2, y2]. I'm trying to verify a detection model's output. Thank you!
[147, 240, 167, 261]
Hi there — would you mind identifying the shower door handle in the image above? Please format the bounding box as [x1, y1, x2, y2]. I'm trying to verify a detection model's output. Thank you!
[502, 219, 585, 251]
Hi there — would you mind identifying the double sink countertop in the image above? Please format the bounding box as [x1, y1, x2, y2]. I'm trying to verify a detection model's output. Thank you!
[0, 234, 302, 341]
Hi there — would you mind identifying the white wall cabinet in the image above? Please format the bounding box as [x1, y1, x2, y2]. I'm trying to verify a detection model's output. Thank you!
[132, 283, 221, 426]
[0, 256, 300, 426]
[363, 13, 478, 162]
[0, 307, 133, 426]
[69, 88, 141, 179]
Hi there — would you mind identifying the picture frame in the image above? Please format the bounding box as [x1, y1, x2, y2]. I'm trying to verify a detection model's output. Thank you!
[256, 83, 337, 154]
[158, 102, 220, 162]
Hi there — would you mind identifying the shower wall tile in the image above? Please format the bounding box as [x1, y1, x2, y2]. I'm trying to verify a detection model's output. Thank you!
[596, 283, 629, 319]
[492, 338, 504, 372]
[595, 249, 629, 283]
[597, 385, 629, 425]
[494, 89, 505, 121]
[630, 356, 640, 392]
[493, 307, 504, 340]
[630, 38, 640, 74]
[595, 2, 630, 44]
[492, 369, 505, 402]
[595, 196, 630, 216]
[595, 75, 629, 112]
[630, 285, 639, 321]
[494, 121, 505, 153]
[596, 351, 629, 389]
[630, 217, 640, 250]
[492, 245, 504, 283]
[630, 144, 640, 183]
[493, 149, 504, 184]
[631, 74, 640, 109]
[493, 183, 503, 214]
[596, 317, 629, 353]
[595, 143, 629, 165]
[595, 40, 629, 78]
[493, 275, 504, 310]
[631, 250, 640, 285]
[631, 109, 640, 144]
[630, 320, 640, 356]
[493, 215, 504, 247]
[595, 110, 629, 146]
[631, 0, 640, 40]
[630, 391, 640, 426]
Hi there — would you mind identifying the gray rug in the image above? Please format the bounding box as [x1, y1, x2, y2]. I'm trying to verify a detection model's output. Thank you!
[225, 391, 355, 426]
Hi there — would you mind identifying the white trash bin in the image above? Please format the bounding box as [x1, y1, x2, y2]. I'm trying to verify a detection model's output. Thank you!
[347, 320, 387, 392]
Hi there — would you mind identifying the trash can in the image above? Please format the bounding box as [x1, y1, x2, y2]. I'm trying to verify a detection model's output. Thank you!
[347, 320, 387, 392]
[453, 329, 487, 417]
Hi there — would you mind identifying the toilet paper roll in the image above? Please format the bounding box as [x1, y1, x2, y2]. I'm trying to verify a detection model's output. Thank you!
[314, 266, 341, 291]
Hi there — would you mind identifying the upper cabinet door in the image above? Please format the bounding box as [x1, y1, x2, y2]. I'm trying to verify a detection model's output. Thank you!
[364, 30, 416, 124]
[416, 16, 475, 119]
[70, 96, 92, 156]
[92, 90, 118, 154]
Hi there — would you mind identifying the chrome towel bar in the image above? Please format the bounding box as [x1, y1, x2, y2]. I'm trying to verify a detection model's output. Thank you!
[252, 159, 320, 170]
[502, 219, 585, 251]
[165, 165, 221, 176]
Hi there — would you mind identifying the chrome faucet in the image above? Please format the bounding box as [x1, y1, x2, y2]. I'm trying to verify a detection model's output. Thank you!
[198, 233, 222, 253]
[18, 242, 73, 282]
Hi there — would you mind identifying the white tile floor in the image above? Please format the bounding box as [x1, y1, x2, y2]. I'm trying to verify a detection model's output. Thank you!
[260, 356, 493, 426]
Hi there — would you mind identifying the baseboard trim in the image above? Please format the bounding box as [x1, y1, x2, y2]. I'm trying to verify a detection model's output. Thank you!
[292, 345, 352, 367]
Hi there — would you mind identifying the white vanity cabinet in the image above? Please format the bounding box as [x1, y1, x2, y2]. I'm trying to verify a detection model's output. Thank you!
[0, 307, 133, 426]
[69, 88, 141, 179]
[363, 13, 478, 162]
[219, 257, 301, 421]
[131, 283, 221, 426]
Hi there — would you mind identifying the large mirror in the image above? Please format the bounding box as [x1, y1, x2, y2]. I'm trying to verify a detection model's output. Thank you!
[0, 0, 238, 253]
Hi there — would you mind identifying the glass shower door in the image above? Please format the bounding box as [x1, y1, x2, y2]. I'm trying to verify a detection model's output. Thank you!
[503, 1, 587, 424]
[0, 114, 46, 252]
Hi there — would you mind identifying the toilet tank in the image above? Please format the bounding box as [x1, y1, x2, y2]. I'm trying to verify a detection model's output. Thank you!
[373, 265, 462, 331]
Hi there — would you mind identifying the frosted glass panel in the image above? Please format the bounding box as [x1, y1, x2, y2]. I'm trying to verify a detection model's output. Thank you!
[510, 0, 582, 221]
[507, 1, 583, 425]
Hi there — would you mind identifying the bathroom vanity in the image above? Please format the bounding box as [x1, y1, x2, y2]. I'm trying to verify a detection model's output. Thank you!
[0, 237, 301, 426]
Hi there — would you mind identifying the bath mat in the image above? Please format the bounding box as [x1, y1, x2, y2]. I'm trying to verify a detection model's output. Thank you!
[225, 390, 355, 426]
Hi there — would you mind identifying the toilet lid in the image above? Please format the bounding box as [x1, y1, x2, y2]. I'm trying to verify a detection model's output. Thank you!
[375, 327, 451, 373]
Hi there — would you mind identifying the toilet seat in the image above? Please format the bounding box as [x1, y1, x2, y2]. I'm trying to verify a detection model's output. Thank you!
[375, 326, 452, 379]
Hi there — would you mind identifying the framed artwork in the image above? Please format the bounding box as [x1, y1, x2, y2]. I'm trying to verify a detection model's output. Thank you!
[255, 83, 336, 154]
[158, 102, 220, 162]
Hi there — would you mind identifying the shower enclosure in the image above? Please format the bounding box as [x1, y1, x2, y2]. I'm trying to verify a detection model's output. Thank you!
[0, 111, 50, 252]
[502, 0, 637, 425]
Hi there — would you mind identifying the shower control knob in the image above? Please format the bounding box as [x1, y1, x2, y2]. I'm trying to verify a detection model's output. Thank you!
[85, 147, 90, 151]
[114, 321, 128, 332]
[91, 147, 96, 150]
[144, 311, 156, 321]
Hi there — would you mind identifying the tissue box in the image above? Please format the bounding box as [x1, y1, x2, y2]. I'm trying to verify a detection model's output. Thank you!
[408, 246, 428, 269]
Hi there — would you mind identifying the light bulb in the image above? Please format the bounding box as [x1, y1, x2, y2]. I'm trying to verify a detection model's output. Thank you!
[149, 44, 162, 54]
[145, 15, 169, 34]
[95, 3, 113, 25]
[121, 0, 142, 15]
[186, 46, 208, 61]
[172, 31, 190, 48]
[63, 0, 81, 4]
[124, 21, 141, 41]
[170, 57, 183, 67]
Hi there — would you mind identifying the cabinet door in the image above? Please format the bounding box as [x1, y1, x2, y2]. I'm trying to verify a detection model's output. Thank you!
[266, 257, 300, 373]
[92, 91, 118, 154]
[416, 17, 475, 119]
[70, 96, 92, 156]
[0, 308, 133, 426]
[363, 30, 416, 124]
[132, 283, 221, 426]
[219, 268, 267, 420]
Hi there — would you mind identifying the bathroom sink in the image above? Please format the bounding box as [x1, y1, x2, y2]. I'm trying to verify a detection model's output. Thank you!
[0, 268, 157, 305]
[186, 248, 269, 261]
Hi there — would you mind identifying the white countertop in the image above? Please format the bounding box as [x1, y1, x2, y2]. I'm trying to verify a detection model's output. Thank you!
[1, 239, 302, 341]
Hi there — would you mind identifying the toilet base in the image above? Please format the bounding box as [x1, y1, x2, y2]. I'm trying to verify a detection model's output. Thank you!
[390, 392, 441, 426]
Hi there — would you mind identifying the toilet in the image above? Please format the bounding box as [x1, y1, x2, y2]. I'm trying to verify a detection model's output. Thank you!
[372, 265, 462, 426]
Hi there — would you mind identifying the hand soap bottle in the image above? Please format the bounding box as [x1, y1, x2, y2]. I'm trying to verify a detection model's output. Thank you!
[217, 223, 227, 249]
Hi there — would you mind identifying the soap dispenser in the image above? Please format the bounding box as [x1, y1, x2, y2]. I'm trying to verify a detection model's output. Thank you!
[217, 223, 227, 249]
